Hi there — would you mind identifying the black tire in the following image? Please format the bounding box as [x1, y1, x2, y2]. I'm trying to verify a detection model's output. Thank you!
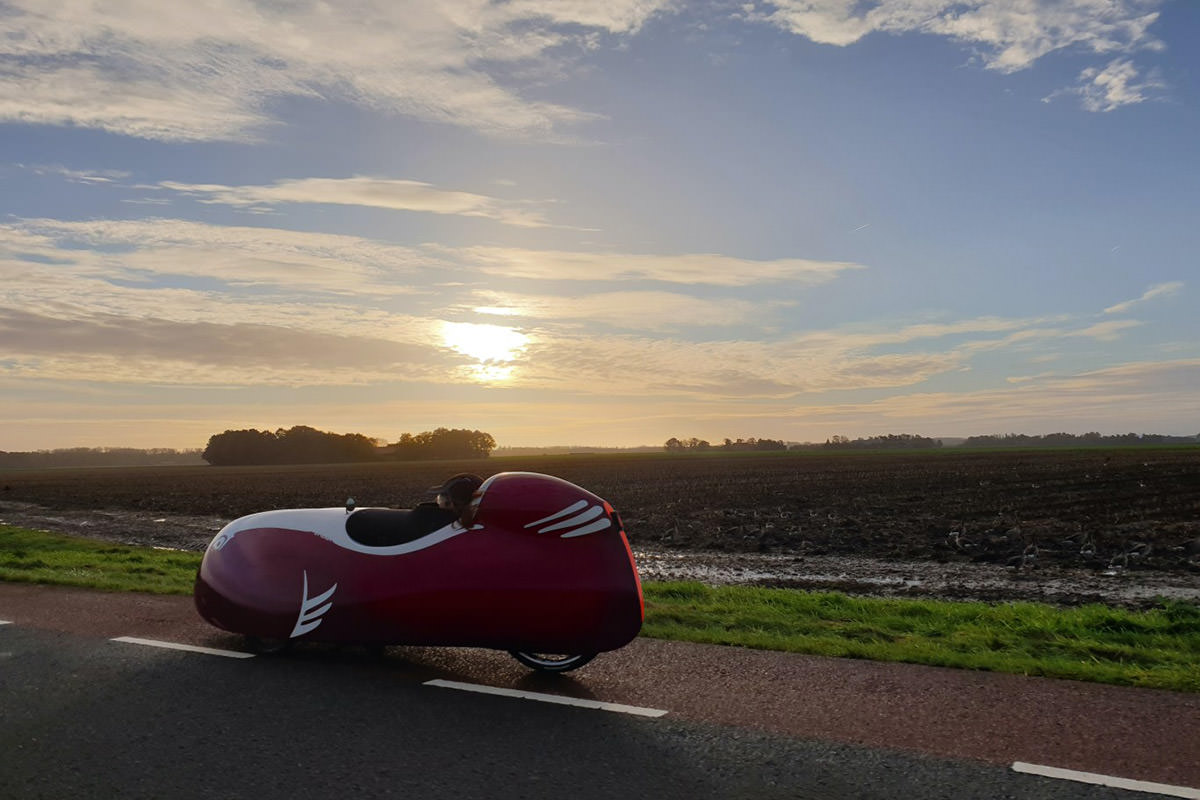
[246, 636, 291, 655]
[508, 651, 596, 673]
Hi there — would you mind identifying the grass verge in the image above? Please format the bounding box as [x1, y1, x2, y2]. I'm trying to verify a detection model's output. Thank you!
[643, 582, 1200, 692]
[0, 525, 201, 594]
[3, 525, 1198, 692]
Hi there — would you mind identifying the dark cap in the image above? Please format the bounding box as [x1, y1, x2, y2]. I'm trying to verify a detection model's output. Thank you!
[428, 473, 484, 501]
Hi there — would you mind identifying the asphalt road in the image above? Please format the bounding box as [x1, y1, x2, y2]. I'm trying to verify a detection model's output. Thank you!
[2, 585, 1198, 799]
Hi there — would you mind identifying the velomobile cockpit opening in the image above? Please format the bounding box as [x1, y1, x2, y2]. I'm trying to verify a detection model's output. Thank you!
[345, 505, 458, 547]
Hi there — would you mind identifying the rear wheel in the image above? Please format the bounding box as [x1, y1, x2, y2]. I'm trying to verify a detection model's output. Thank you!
[508, 651, 596, 673]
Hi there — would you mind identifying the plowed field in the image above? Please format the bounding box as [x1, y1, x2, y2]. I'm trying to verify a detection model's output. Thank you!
[4, 448, 1199, 574]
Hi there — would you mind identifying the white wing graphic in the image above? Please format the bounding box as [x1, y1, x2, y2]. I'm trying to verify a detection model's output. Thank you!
[291, 570, 337, 638]
[524, 501, 612, 538]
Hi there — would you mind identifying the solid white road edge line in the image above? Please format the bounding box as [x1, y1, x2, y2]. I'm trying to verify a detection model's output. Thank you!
[111, 636, 256, 659]
[1013, 762, 1200, 799]
[424, 679, 668, 717]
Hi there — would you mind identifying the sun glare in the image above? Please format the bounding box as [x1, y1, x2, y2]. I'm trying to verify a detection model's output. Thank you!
[440, 321, 530, 383]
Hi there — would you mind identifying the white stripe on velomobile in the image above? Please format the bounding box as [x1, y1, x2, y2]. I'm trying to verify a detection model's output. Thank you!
[559, 518, 612, 538]
[291, 571, 337, 638]
[536, 504, 605, 533]
[524, 499, 588, 529]
[207, 507, 468, 557]
[1012, 763, 1200, 799]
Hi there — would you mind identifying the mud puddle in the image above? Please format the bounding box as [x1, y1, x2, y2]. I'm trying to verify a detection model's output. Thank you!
[633, 547, 1199, 608]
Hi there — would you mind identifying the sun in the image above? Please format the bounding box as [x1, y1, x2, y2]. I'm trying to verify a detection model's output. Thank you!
[440, 321, 530, 382]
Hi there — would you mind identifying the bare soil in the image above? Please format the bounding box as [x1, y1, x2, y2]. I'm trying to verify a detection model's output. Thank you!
[2, 449, 1198, 608]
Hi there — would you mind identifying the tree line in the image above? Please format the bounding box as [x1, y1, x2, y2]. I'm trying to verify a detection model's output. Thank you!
[201, 425, 496, 466]
[0, 448, 205, 469]
[960, 432, 1200, 448]
[663, 431, 1200, 453]
[809, 434, 943, 450]
[663, 437, 788, 452]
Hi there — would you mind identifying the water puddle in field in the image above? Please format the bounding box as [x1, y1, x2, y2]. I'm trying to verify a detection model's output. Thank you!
[632, 547, 1200, 609]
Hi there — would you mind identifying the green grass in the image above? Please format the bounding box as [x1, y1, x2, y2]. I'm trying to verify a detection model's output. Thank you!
[0, 525, 201, 594]
[643, 582, 1200, 692]
[3, 524, 1198, 692]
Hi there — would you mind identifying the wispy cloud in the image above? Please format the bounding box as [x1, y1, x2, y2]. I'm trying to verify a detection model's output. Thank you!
[1104, 281, 1183, 314]
[471, 290, 773, 330]
[758, 0, 1162, 70]
[1068, 319, 1144, 341]
[17, 164, 130, 184]
[1046, 58, 1165, 111]
[0, 215, 1179, 408]
[0, 308, 448, 386]
[0, 0, 671, 142]
[3, 218, 441, 296]
[453, 246, 865, 286]
[757, 0, 1166, 109]
[158, 177, 558, 228]
[795, 358, 1200, 434]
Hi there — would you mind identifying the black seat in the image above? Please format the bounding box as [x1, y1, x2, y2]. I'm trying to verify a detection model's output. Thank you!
[345, 504, 458, 547]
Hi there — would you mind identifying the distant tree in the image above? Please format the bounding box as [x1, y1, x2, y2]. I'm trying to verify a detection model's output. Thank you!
[203, 429, 279, 465]
[203, 426, 381, 465]
[390, 428, 496, 460]
[822, 434, 941, 450]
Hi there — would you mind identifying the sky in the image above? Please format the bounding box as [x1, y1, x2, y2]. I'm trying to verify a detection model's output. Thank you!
[1, 0, 1198, 451]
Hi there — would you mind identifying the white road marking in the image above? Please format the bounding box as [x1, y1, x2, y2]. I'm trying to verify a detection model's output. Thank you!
[111, 636, 255, 659]
[424, 679, 668, 717]
[1013, 762, 1200, 799]
[0, 620, 12, 625]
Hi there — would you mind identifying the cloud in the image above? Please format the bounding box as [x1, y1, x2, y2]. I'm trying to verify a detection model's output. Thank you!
[757, 1, 1168, 110]
[454, 246, 865, 286]
[17, 164, 130, 184]
[470, 290, 769, 330]
[159, 177, 556, 227]
[0, 0, 672, 142]
[1046, 57, 1165, 111]
[1104, 281, 1182, 314]
[1067, 319, 1143, 341]
[0, 215, 1173, 405]
[2, 217, 442, 296]
[0, 307, 459, 387]
[758, 0, 1163, 72]
[502, 327, 969, 398]
[796, 358, 1200, 434]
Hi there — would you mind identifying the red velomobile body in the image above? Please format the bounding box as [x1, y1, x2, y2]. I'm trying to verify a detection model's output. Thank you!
[194, 472, 644, 667]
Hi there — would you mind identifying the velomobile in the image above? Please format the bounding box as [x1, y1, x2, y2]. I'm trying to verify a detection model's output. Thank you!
[194, 471, 644, 671]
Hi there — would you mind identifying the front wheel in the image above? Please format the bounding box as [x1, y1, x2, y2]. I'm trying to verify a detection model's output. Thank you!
[509, 651, 596, 673]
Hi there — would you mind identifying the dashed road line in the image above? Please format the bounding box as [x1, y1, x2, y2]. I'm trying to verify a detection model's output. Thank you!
[1013, 762, 1200, 799]
[0, 620, 12, 625]
[111, 636, 255, 659]
[424, 678, 668, 717]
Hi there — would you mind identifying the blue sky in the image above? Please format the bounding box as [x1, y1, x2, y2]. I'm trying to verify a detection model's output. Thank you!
[1, 0, 1197, 450]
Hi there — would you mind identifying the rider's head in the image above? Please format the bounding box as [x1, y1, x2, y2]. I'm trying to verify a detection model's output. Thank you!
[433, 473, 484, 527]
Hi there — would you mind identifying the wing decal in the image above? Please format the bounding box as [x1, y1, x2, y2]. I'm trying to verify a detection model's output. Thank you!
[559, 517, 613, 538]
[291, 570, 337, 638]
[525, 501, 612, 538]
[524, 499, 589, 529]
